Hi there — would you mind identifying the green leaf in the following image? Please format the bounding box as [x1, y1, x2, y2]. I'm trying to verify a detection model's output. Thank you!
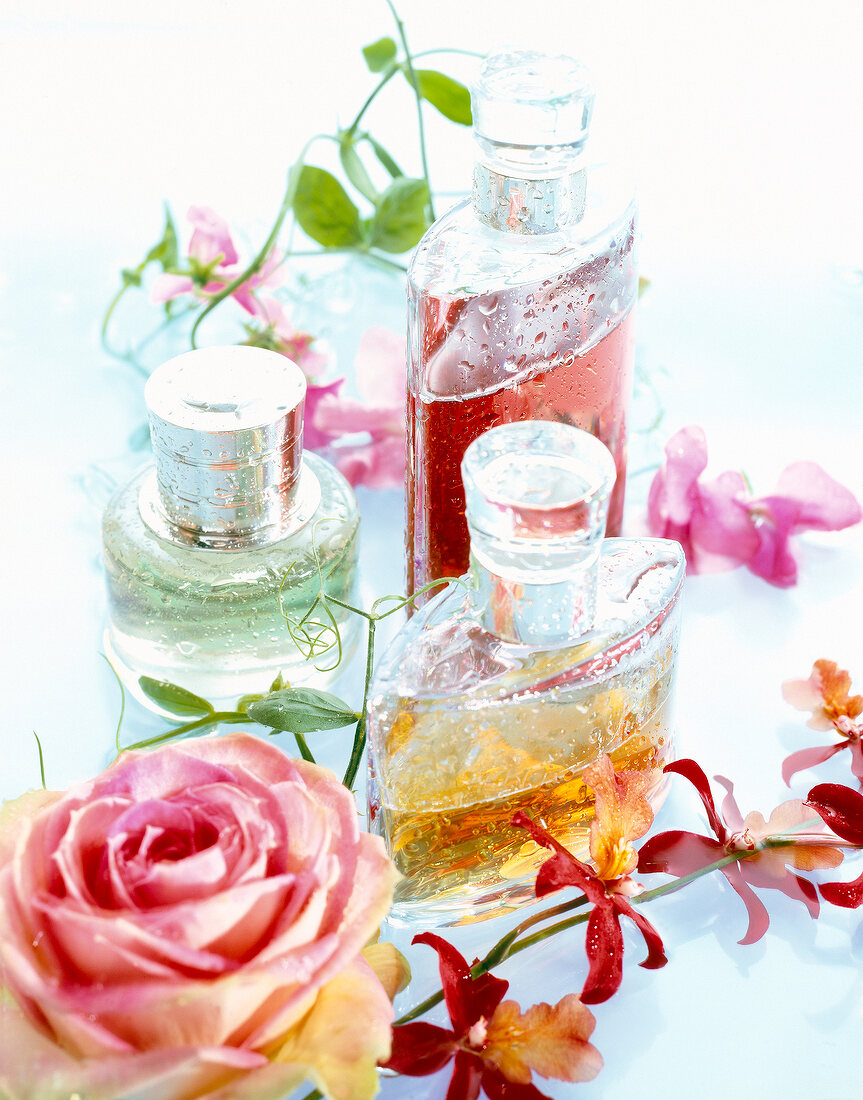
[339, 136, 378, 204]
[246, 688, 358, 734]
[414, 69, 472, 125]
[293, 165, 363, 248]
[144, 204, 179, 270]
[367, 136, 403, 179]
[369, 177, 431, 253]
[121, 267, 142, 288]
[362, 36, 397, 73]
[138, 677, 214, 719]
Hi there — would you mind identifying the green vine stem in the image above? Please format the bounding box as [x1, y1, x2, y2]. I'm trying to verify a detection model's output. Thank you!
[385, 0, 435, 222]
[121, 712, 249, 753]
[391, 833, 846, 1025]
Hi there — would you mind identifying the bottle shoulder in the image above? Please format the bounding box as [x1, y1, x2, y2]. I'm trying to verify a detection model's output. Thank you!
[370, 538, 684, 705]
[103, 455, 359, 584]
[409, 169, 637, 299]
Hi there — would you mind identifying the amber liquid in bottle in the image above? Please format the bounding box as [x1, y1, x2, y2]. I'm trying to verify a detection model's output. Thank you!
[372, 659, 673, 916]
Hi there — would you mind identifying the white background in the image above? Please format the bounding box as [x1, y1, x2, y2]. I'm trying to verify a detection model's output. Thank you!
[2, 3, 863, 1099]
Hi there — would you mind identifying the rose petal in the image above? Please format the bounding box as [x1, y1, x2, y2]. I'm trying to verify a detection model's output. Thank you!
[273, 955, 395, 1100]
[361, 941, 410, 1001]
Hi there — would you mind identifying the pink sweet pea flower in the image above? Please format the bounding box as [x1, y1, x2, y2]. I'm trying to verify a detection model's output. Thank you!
[647, 426, 861, 586]
[0, 734, 400, 1100]
[638, 759, 845, 944]
[186, 204, 239, 267]
[150, 206, 284, 321]
[311, 326, 406, 490]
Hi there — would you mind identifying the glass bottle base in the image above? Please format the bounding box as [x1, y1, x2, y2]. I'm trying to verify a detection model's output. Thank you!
[104, 621, 361, 718]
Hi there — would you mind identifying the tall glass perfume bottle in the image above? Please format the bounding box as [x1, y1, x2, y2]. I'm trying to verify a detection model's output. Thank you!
[369, 421, 683, 925]
[103, 346, 360, 708]
[407, 50, 638, 597]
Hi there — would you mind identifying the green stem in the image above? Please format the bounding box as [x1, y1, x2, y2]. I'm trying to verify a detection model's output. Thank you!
[189, 135, 325, 349]
[385, 0, 435, 221]
[394, 846, 783, 1025]
[121, 712, 248, 753]
[294, 732, 316, 763]
[347, 66, 399, 134]
[342, 616, 376, 790]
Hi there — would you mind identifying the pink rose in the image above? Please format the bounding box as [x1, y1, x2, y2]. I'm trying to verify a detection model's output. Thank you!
[0, 734, 401, 1100]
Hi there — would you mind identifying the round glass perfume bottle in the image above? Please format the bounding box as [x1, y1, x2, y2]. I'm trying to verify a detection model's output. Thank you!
[103, 346, 360, 710]
[370, 421, 683, 925]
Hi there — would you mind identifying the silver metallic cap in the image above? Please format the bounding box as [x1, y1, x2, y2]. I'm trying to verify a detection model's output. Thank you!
[143, 345, 315, 546]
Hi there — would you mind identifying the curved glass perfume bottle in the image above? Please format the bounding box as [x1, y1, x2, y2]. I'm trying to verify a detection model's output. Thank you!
[369, 421, 683, 926]
[103, 346, 360, 710]
[407, 50, 638, 598]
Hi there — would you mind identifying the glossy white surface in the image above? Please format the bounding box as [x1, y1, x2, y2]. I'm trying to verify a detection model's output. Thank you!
[2, 4, 863, 1098]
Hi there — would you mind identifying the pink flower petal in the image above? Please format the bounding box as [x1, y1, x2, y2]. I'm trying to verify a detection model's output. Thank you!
[658, 426, 709, 526]
[774, 461, 862, 533]
[354, 326, 406, 407]
[334, 437, 406, 490]
[187, 205, 239, 267]
[150, 273, 195, 303]
[719, 861, 771, 945]
[781, 743, 847, 786]
[303, 379, 345, 450]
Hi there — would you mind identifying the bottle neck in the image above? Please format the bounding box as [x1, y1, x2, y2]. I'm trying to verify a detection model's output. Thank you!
[468, 541, 600, 646]
[472, 160, 587, 234]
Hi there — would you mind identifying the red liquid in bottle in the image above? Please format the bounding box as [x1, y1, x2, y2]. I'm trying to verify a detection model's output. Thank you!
[407, 306, 635, 596]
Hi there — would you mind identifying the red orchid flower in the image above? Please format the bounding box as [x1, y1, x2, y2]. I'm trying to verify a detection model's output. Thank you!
[513, 798, 667, 1004]
[383, 932, 602, 1099]
[638, 760, 845, 944]
[782, 660, 863, 785]
[805, 783, 863, 909]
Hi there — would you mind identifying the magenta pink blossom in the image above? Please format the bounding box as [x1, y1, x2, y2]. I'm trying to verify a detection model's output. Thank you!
[310, 326, 407, 490]
[150, 205, 284, 320]
[647, 426, 861, 586]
